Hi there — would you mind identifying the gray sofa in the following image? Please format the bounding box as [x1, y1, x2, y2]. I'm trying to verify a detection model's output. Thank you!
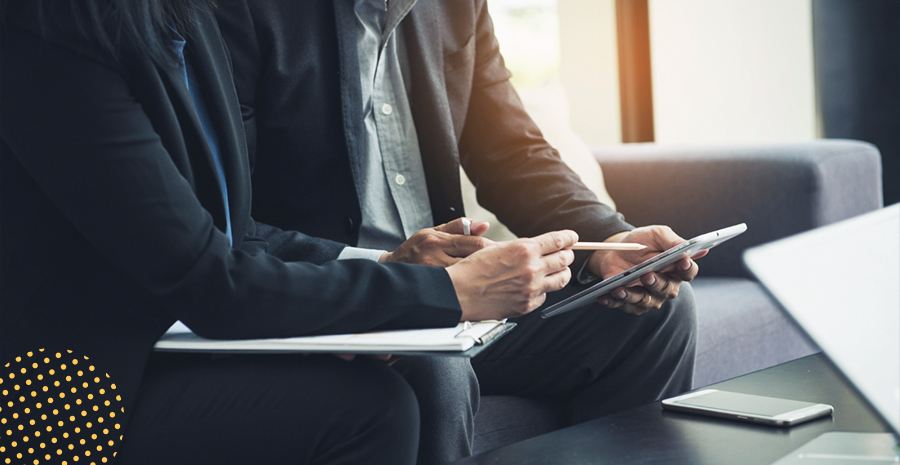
[471, 140, 884, 455]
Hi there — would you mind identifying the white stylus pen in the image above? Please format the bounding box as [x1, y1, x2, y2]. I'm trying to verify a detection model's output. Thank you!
[570, 242, 647, 251]
[461, 218, 645, 250]
[461, 217, 471, 236]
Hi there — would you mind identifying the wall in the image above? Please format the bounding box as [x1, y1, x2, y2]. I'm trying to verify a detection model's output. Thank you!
[558, 0, 622, 146]
[495, 0, 818, 146]
[647, 0, 818, 144]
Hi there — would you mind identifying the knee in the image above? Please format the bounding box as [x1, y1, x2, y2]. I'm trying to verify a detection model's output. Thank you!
[668, 283, 697, 324]
[660, 281, 698, 347]
[307, 359, 422, 464]
[352, 360, 421, 432]
[392, 357, 479, 417]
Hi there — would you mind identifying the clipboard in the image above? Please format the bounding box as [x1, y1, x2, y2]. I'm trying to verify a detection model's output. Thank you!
[154, 320, 515, 358]
[541, 223, 748, 318]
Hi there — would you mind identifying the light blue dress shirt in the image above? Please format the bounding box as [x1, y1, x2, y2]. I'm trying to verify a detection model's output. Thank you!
[337, 0, 433, 261]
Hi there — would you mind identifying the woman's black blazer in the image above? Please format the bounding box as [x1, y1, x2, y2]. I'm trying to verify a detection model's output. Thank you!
[0, 2, 461, 431]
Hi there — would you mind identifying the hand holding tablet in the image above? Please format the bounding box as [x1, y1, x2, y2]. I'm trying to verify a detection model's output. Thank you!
[541, 223, 747, 318]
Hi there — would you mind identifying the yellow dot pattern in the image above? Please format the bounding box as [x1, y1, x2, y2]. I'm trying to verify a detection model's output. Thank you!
[1, 350, 123, 464]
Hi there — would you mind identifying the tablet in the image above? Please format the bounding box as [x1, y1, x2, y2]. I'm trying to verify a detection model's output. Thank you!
[540, 223, 747, 318]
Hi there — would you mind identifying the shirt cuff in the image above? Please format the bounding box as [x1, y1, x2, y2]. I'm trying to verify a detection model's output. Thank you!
[337, 246, 389, 262]
[576, 258, 601, 285]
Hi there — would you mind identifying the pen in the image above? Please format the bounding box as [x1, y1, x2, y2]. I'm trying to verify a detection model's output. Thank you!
[461, 218, 645, 251]
[569, 242, 647, 251]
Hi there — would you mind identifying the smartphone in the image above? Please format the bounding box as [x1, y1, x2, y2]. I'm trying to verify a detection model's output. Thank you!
[661, 389, 833, 426]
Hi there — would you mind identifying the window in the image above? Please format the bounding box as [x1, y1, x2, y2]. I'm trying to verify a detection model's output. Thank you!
[487, 0, 561, 90]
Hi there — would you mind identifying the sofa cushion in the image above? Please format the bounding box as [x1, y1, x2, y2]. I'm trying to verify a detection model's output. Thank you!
[595, 141, 883, 278]
[692, 276, 819, 387]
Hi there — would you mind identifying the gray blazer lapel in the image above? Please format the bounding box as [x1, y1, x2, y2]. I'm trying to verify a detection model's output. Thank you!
[401, 3, 465, 225]
[333, 0, 367, 200]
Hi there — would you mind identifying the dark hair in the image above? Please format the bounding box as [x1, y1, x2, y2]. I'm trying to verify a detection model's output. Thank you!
[19, 0, 211, 67]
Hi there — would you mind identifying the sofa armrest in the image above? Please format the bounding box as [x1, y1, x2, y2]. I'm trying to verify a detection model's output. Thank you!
[593, 140, 883, 277]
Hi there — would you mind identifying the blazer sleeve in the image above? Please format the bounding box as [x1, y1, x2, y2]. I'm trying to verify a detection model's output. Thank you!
[0, 24, 461, 339]
[457, 2, 633, 270]
[241, 217, 347, 265]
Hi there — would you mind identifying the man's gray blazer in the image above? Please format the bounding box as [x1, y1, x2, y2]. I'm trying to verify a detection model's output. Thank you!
[214, 0, 632, 272]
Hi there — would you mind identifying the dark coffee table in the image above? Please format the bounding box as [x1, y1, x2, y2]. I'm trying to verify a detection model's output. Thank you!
[454, 354, 894, 464]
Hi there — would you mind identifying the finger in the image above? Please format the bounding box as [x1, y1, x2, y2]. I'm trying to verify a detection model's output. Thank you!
[645, 225, 687, 251]
[599, 294, 624, 308]
[369, 353, 392, 362]
[669, 257, 699, 282]
[445, 235, 492, 258]
[599, 291, 628, 308]
[640, 272, 663, 292]
[433, 218, 490, 236]
[469, 221, 490, 237]
[658, 226, 686, 248]
[533, 230, 579, 255]
[541, 266, 572, 293]
[643, 273, 682, 303]
[611, 287, 650, 307]
[411, 248, 457, 267]
[616, 299, 651, 316]
[438, 254, 464, 267]
[538, 249, 575, 274]
[599, 293, 645, 313]
[432, 218, 468, 235]
[333, 353, 355, 361]
[640, 272, 677, 297]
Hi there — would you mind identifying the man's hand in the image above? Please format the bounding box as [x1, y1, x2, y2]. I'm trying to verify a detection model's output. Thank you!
[447, 230, 578, 321]
[587, 226, 706, 315]
[379, 218, 491, 267]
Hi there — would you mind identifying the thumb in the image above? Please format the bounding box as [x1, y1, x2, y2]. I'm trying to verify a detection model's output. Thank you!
[651, 225, 686, 250]
[433, 218, 467, 235]
[468, 220, 490, 236]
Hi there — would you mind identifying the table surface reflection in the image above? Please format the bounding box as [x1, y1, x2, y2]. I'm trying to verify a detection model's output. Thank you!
[454, 354, 894, 465]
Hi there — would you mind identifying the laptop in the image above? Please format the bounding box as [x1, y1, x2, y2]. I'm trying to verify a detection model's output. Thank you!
[743, 204, 900, 464]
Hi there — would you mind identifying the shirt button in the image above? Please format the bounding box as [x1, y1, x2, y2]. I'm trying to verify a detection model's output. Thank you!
[394, 173, 406, 185]
[381, 103, 393, 115]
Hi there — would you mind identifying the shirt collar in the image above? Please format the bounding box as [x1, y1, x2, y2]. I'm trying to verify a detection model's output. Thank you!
[356, 0, 417, 45]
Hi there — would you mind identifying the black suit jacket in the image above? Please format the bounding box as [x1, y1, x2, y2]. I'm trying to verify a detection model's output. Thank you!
[215, 0, 632, 272]
[0, 2, 460, 435]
